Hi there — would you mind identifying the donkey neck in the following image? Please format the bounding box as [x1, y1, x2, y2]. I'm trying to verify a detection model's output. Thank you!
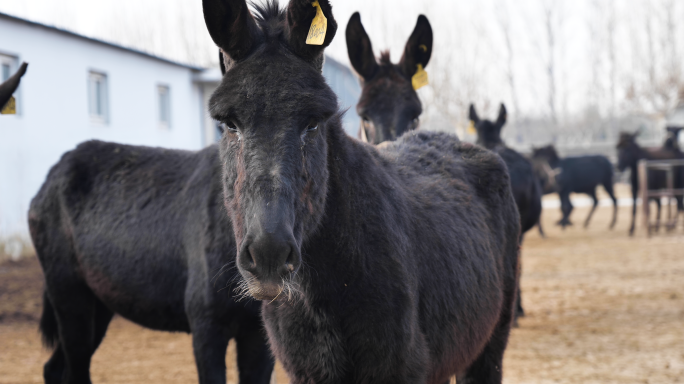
[545, 155, 561, 168]
[626, 144, 649, 185]
[478, 138, 505, 151]
[301, 120, 408, 290]
[630, 145, 658, 169]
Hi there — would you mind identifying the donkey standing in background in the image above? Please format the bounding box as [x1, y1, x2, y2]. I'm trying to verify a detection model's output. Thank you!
[203, 1, 520, 383]
[469, 103, 542, 320]
[346, 12, 432, 144]
[617, 131, 684, 236]
[0, 62, 28, 110]
[469, 104, 542, 236]
[532, 145, 618, 229]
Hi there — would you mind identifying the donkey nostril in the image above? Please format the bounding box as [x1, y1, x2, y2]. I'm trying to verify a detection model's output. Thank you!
[244, 247, 257, 269]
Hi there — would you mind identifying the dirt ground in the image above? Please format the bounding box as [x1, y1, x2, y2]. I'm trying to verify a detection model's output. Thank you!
[1, 192, 683, 384]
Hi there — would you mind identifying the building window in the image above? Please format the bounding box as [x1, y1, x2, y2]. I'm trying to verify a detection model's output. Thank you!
[1, 62, 10, 81]
[158, 85, 171, 128]
[88, 71, 108, 124]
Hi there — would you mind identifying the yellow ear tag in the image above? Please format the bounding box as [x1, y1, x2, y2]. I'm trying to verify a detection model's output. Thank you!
[306, 1, 327, 45]
[0, 96, 16, 115]
[467, 121, 476, 135]
[412, 64, 428, 90]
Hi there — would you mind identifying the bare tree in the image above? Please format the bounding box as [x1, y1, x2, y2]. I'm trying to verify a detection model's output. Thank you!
[496, 0, 520, 118]
[606, 0, 617, 119]
[542, 0, 558, 126]
[624, 0, 683, 116]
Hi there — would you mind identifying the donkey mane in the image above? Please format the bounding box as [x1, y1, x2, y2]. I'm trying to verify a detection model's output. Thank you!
[379, 51, 392, 65]
[252, 0, 286, 35]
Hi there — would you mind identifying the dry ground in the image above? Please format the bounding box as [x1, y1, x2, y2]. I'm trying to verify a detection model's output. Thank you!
[1, 192, 683, 383]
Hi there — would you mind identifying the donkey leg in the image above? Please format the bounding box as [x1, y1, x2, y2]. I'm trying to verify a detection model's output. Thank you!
[512, 234, 525, 323]
[43, 345, 65, 384]
[460, 311, 512, 384]
[583, 191, 599, 228]
[41, 290, 66, 384]
[558, 192, 573, 228]
[672, 196, 684, 230]
[556, 193, 566, 227]
[604, 183, 618, 230]
[235, 317, 275, 384]
[43, 291, 112, 384]
[629, 197, 637, 236]
[92, 300, 114, 351]
[654, 199, 662, 232]
[48, 284, 100, 384]
[190, 318, 230, 384]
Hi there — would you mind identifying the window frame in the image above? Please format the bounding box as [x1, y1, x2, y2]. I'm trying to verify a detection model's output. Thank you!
[157, 84, 171, 129]
[1, 53, 21, 116]
[88, 71, 109, 125]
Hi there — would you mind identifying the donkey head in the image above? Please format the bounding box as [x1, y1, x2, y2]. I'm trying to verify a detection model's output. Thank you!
[204, 0, 338, 301]
[531, 145, 561, 193]
[346, 12, 432, 144]
[616, 131, 641, 172]
[469, 103, 507, 150]
[664, 126, 683, 152]
[531, 145, 560, 164]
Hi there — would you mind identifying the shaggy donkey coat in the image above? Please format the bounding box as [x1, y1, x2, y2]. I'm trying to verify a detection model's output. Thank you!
[29, 143, 273, 384]
[203, 1, 521, 383]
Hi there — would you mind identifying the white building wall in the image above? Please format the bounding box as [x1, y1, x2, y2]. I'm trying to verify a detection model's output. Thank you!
[0, 17, 204, 243]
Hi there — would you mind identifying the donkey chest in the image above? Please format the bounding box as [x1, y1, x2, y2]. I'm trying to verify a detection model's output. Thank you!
[264, 302, 350, 382]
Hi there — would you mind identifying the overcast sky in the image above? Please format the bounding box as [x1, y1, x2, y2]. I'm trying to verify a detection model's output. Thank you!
[1, 0, 682, 123]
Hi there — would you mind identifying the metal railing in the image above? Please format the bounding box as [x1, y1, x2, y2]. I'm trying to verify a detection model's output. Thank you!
[637, 159, 684, 236]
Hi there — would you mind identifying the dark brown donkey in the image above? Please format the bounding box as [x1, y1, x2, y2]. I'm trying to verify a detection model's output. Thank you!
[203, 1, 520, 383]
[346, 12, 432, 144]
[30, 142, 274, 384]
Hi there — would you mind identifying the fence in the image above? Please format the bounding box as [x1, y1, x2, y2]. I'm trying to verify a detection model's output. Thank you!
[637, 159, 684, 236]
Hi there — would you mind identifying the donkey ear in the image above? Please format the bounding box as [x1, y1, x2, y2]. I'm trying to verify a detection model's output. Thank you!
[0, 62, 28, 108]
[346, 12, 378, 80]
[399, 15, 433, 78]
[468, 104, 480, 124]
[496, 103, 507, 128]
[286, 0, 338, 69]
[203, 0, 261, 65]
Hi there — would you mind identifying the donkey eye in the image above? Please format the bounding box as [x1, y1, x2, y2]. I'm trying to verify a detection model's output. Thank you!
[224, 121, 238, 134]
[307, 124, 318, 132]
